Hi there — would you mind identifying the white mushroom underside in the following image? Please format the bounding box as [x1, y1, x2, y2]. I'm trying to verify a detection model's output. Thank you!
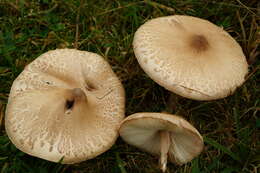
[5, 49, 125, 163]
[133, 15, 248, 100]
[119, 113, 204, 165]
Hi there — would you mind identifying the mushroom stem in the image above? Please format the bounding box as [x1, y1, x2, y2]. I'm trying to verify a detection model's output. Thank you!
[159, 130, 170, 172]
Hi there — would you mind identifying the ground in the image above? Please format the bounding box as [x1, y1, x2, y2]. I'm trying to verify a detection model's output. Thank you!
[0, 0, 259, 173]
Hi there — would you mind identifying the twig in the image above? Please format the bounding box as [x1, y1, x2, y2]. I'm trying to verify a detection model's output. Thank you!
[244, 66, 260, 82]
[6, 2, 19, 11]
[235, 0, 257, 16]
[196, 1, 258, 11]
[38, 3, 58, 15]
[247, 16, 259, 65]
[144, 0, 175, 13]
[98, 1, 144, 16]
[74, 0, 84, 49]
[96, 89, 114, 100]
[236, 11, 247, 50]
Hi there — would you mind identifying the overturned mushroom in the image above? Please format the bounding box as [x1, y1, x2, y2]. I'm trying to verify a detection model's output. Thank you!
[119, 113, 203, 172]
[5, 49, 125, 163]
[133, 15, 248, 100]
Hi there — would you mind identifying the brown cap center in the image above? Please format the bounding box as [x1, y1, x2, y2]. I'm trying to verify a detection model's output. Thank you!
[189, 35, 209, 52]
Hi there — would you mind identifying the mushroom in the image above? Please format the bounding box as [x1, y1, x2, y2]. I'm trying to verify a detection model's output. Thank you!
[5, 49, 125, 163]
[133, 15, 248, 100]
[119, 112, 203, 172]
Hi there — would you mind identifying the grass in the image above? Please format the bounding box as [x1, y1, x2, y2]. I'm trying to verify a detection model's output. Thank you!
[0, 0, 259, 172]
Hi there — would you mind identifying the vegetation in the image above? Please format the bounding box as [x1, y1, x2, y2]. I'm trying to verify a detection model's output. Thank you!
[0, 0, 259, 172]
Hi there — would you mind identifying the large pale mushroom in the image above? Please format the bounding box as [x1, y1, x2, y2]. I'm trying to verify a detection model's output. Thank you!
[119, 112, 203, 172]
[5, 49, 125, 163]
[133, 15, 248, 100]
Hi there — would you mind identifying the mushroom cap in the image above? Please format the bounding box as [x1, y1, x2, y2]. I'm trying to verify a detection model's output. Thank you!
[133, 15, 248, 100]
[119, 113, 203, 165]
[5, 49, 125, 163]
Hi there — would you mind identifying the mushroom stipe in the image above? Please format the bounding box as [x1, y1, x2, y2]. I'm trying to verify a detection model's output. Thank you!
[159, 130, 170, 172]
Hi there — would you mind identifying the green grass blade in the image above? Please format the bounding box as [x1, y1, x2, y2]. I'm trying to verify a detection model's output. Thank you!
[191, 157, 200, 173]
[204, 137, 241, 162]
[116, 153, 127, 173]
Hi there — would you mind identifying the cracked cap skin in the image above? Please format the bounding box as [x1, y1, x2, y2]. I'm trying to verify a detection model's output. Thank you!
[5, 49, 125, 164]
[133, 15, 248, 100]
